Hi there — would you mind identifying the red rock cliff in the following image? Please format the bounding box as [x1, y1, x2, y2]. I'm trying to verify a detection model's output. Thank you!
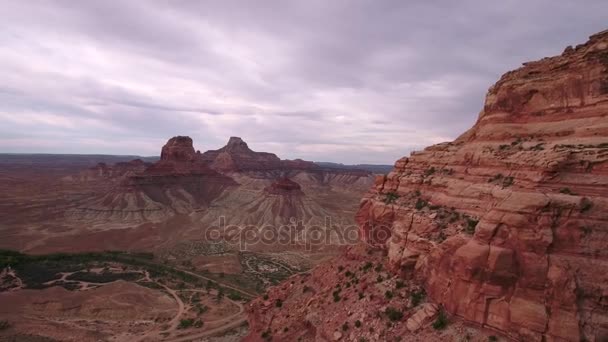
[245, 30, 608, 342]
[358, 30, 608, 341]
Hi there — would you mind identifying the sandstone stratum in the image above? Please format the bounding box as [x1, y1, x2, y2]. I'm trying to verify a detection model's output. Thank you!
[245, 30, 608, 341]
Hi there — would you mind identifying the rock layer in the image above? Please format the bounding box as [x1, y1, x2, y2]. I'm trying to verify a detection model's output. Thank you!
[246, 30, 608, 341]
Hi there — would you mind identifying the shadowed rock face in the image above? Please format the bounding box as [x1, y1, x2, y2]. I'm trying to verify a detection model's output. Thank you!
[264, 177, 303, 195]
[245, 30, 608, 342]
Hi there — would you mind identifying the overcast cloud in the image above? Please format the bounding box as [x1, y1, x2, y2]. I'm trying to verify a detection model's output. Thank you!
[0, 1, 606, 164]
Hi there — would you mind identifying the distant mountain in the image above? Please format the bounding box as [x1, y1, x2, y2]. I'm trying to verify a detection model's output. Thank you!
[0, 153, 158, 168]
[315, 161, 393, 174]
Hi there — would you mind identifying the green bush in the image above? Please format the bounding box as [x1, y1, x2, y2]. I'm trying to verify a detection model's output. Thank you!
[384, 192, 400, 204]
[432, 310, 448, 330]
[410, 289, 426, 307]
[178, 319, 195, 329]
[424, 167, 436, 176]
[415, 198, 428, 210]
[385, 307, 404, 321]
[465, 218, 479, 235]
[580, 197, 593, 213]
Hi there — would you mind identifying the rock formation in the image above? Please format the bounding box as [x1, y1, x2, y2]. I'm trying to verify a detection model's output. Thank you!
[201, 137, 318, 172]
[264, 177, 303, 195]
[246, 30, 608, 341]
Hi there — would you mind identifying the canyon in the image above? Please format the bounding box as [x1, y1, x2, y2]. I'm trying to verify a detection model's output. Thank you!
[244, 30, 608, 341]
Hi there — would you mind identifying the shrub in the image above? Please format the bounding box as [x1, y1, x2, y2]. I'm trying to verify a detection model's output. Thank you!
[178, 319, 194, 329]
[194, 304, 208, 314]
[342, 322, 349, 331]
[385, 307, 404, 321]
[275, 299, 283, 307]
[376, 275, 384, 283]
[228, 292, 243, 301]
[432, 310, 448, 330]
[559, 187, 575, 195]
[194, 320, 204, 328]
[502, 176, 514, 187]
[263, 294, 269, 300]
[395, 280, 405, 289]
[355, 320, 362, 328]
[410, 289, 426, 307]
[303, 285, 312, 293]
[580, 197, 593, 213]
[337, 265, 344, 272]
[415, 198, 428, 210]
[333, 289, 342, 302]
[424, 167, 436, 176]
[358, 292, 365, 300]
[385, 290, 394, 299]
[362, 261, 373, 272]
[0, 320, 10, 331]
[465, 218, 479, 235]
[345, 270, 353, 277]
[261, 329, 272, 340]
[375, 263, 383, 272]
[384, 192, 400, 204]
[488, 336, 498, 342]
[499, 144, 509, 150]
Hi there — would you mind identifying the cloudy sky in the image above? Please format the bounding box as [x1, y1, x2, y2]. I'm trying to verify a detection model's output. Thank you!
[1, 1, 606, 164]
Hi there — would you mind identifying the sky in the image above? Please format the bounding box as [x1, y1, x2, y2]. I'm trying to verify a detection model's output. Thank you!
[1, 1, 607, 164]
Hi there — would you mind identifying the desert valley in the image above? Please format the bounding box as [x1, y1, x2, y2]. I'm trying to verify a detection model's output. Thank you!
[1, 3, 608, 342]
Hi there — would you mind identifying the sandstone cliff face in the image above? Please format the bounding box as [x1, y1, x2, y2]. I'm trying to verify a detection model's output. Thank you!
[359, 31, 608, 341]
[246, 30, 608, 341]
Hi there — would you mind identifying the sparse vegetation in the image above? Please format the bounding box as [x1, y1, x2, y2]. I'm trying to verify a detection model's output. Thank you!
[228, 291, 243, 301]
[0, 320, 10, 331]
[333, 288, 342, 302]
[432, 309, 449, 330]
[488, 336, 498, 342]
[465, 217, 479, 235]
[384, 191, 400, 204]
[415, 198, 428, 210]
[424, 167, 437, 176]
[410, 289, 426, 307]
[385, 307, 404, 321]
[559, 187, 576, 195]
[580, 197, 593, 213]
[178, 319, 195, 329]
[530, 143, 545, 151]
